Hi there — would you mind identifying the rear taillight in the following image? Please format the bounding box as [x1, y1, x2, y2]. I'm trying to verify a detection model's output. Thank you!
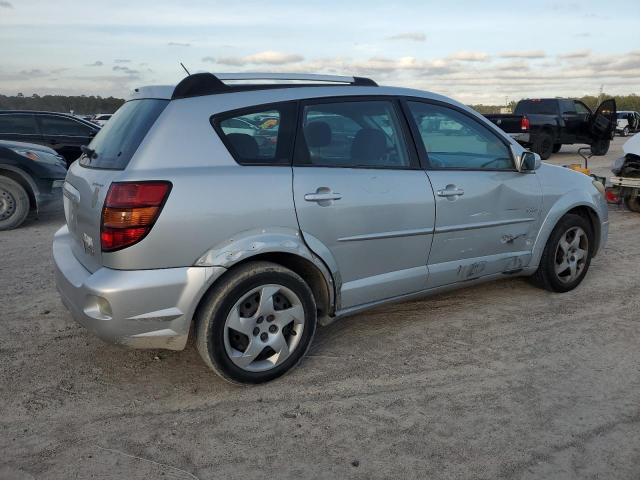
[520, 117, 530, 131]
[605, 188, 620, 204]
[101, 181, 172, 251]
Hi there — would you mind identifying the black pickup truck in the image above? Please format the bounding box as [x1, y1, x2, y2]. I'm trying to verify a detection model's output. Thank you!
[484, 98, 616, 160]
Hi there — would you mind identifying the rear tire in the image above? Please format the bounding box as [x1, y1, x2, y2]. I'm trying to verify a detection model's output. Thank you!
[552, 143, 562, 153]
[195, 261, 317, 384]
[591, 139, 610, 156]
[533, 132, 554, 160]
[530, 214, 593, 293]
[624, 195, 640, 213]
[0, 176, 30, 231]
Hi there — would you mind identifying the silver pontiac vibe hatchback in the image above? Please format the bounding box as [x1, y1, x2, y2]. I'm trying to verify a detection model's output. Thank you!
[54, 73, 609, 384]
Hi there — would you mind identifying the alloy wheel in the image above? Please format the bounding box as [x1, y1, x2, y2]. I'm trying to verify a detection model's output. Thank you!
[554, 226, 588, 284]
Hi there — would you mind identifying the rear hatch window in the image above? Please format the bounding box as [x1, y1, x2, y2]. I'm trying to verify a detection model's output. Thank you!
[80, 99, 168, 170]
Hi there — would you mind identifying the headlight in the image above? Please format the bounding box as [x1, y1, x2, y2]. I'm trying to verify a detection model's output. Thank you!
[10, 147, 39, 161]
[592, 179, 606, 196]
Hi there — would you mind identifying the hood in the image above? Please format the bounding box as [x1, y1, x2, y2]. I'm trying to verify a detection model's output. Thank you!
[0, 140, 58, 155]
[623, 133, 640, 156]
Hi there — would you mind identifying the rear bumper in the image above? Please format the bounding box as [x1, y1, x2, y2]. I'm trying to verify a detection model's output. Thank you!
[53, 225, 226, 350]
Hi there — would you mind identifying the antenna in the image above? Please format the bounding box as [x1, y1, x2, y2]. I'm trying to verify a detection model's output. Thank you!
[180, 62, 190, 75]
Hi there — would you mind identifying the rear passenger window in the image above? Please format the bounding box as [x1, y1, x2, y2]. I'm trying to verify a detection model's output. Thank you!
[0, 114, 38, 134]
[407, 101, 514, 170]
[213, 103, 296, 165]
[296, 100, 410, 168]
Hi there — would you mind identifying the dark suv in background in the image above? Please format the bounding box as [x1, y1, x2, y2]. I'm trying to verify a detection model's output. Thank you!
[0, 111, 100, 166]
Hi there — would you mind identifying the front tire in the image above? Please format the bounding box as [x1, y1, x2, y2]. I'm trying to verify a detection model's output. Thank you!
[533, 132, 554, 160]
[531, 214, 593, 293]
[0, 176, 30, 231]
[552, 143, 562, 154]
[195, 261, 317, 384]
[622, 126, 630, 137]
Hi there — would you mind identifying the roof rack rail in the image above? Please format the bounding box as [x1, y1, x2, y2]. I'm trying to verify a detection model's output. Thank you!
[171, 72, 377, 100]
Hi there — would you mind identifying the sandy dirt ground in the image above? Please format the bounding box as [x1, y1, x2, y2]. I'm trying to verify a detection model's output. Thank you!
[1, 137, 639, 479]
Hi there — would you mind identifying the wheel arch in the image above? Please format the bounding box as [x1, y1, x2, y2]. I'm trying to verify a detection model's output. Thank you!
[530, 197, 603, 268]
[192, 228, 337, 325]
[540, 125, 556, 140]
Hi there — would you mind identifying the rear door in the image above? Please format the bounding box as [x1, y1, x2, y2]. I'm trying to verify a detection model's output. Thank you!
[0, 113, 42, 145]
[404, 100, 542, 288]
[63, 99, 168, 272]
[292, 98, 436, 309]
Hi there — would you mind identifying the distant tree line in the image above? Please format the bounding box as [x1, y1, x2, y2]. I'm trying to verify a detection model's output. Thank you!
[471, 93, 640, 114]
[2, 91, 638, 117]
[0, 94, 125, 115]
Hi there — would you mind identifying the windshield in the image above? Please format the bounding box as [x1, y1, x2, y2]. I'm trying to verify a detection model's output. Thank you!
[80, 99, 168, 170]
[514, 100, 557, 115]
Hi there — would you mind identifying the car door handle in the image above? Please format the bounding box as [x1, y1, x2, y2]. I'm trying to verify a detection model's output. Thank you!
[304, 192, 342, 202]
[436, 187, 464, 197]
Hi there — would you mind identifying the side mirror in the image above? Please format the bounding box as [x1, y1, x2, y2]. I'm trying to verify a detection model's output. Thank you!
[511, 145, 540, 171]
[520, 151, 541, 171]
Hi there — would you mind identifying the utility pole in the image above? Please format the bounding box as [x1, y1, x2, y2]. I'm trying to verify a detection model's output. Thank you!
[597, 84, 604, 107]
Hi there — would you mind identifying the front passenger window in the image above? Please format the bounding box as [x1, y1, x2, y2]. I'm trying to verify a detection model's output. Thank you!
[575, 102, 591, 115]
[407, 102, 513, 170]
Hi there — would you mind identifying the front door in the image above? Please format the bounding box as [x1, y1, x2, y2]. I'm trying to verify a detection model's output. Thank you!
[584, 99, 616, 144]
[292, 98, 436, 309]
[561, 100, 591, 143]
[403, 100, 542, 288]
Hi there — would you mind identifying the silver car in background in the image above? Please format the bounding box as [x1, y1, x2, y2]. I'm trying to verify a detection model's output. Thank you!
[53, 73, 608, 384]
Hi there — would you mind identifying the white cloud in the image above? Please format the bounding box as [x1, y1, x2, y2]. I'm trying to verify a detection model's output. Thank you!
[168, 41, 190, 47]
[386, 32, 426, 42]
[86, 61, 103, 67]
[218, 51, 304, 66]
[499, 50, 546, 59]
[448, 51, 490, 62]
[201, 56, 216, 63]
[558, 49, 591, 59]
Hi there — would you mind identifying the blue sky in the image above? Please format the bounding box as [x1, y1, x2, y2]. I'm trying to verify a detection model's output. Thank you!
[1, 0, 638, 104]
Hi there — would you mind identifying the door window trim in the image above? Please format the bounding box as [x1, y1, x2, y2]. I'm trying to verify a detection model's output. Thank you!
[210, 100, 298, 166]
[400, 97, 518, 172]
[292, 95, 421, 170]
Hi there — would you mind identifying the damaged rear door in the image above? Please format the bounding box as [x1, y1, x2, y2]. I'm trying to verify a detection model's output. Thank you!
[404, 100, 542, 288]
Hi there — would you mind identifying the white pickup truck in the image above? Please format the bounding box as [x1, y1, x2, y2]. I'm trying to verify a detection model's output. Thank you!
[610, 134, 640, 212]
